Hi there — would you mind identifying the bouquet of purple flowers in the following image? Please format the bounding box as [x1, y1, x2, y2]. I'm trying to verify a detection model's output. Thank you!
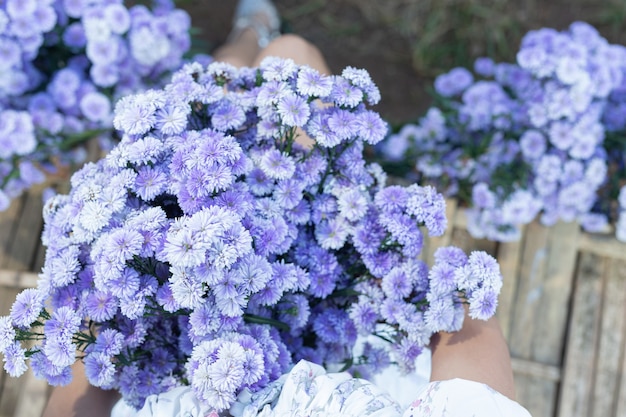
[0, 58, 502, 412]
[380, 21, 626, 241]
[0, 0, 192, 211]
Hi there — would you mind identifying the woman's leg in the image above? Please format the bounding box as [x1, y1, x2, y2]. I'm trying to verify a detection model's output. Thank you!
[252, 34, 331, 75]
[212, 28, 262, 68]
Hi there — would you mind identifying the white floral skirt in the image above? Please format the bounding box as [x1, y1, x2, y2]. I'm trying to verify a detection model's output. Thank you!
[111, 355, 531, 417]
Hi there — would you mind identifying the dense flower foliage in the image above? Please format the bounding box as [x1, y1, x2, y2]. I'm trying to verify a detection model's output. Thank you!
[0, 58, 502, 412]
[0, 0, 192, 210]
[380, 22, 626, 241]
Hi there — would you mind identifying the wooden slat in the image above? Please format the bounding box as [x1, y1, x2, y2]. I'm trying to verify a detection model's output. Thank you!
[578, 233, 626, 261]
[514, 374, 557, 417]
[0, 196, 23, 268]
[509, 221, 550, 359]
[12, 369, 48, 417]
[531, 221, 580, 365]
[495, 227, 525, 341]
[558, 252, 606, 417]
[0, 270, 39, 289]
[592, 259, 626, 417]
[454, 212, 626, 261]
[511, 357, 561, 382]
[2, 185, 46, 271]
[617, 333, 626, 417]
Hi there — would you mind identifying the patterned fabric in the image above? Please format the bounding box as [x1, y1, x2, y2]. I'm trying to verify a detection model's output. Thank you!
[404, 379, 533, 417]
[111, 360, 532, 417]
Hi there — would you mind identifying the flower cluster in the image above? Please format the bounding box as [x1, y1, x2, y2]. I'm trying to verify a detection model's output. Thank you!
[0, 0, 192, 210]
[1, 58, 502, 412]
[379, 22, 626, 241]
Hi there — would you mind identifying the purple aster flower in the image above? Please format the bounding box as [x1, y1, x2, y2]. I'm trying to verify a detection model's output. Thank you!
[155, 105, 188, 135]
[306, 111, 341, 147]
[381, 267, 413, 299]
[276, 94, 311, 127]
[260, 56, 297, 81]
[548, 121, 575, 150]
[502, 190, 541, 224]
[90, 64, 119, 87]
[169, 267, 205, 309]
[474, 57, 495, 77]
[10, 288, 44, 327]
[83, 291, 118, 322]
[2, 341, 27, 377]
[259, 149, 295, 180]
[467, 251, 502, 288]
[424, 296, 456, 332]
[273, 179, 304, 210]
[520, 130, 547, 159]
[315, 217, 350, 250]
[79, 92, 111, 122]
[357, 110, 387, 144]
[63, 22, 87, 48]
[297, 67, 333, 97]
[337, 188, 368, 221]
[428, 262, 457, 298]
[104, 4, 131, 34]
[579, 212, 609, 233]
[349, 302, 379, 334]
[43, 339, 75, 368]
[327, 109, 358, 140]
[434, 67, 474, 97]
[256, 80, 291, 106]
[134, 166, 168, 201]
[93, 329, 125, 356]
[468, 288, 499, 320]
[189, 302, 220, 338]
[211, 100, 246, 132]
[113, 96, 156, 135]
[471, 183, 496, 209]
[44, 306, 81, 341]
[86, 38, 120, 65]
[84, 352, 116, 388]
[0, 316, 16, 351]
[433, 246, 468, 268]
[330, 77, 363, 107]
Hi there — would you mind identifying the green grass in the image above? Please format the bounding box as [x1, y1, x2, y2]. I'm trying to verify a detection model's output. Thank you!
[341, 0, 626, 77]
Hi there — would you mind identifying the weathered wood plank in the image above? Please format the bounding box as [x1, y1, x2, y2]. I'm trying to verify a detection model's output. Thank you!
[0, 196, 23, 268]
[514, 374, 557, 417]
[447, 227, 498, 260]
[617, 335, 626, 417]
[592, 258, 626, 417]
[495, 227, 525, 342]
[0, 270, 39, 289]
[531, 221, 579, 365]
[12, 368, 48, 417]
[558, 252, 606, 417]
[508, 221, 550, 360]
[510, 357, 561, 382]
[578, 232, 626, 261]
[2, 184, 46, 271]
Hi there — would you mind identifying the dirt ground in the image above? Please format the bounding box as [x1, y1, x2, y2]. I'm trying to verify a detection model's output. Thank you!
[182, 0, 626, 127]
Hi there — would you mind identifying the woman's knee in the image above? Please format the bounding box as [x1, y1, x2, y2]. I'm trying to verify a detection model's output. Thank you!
[254, 34, 329, 73]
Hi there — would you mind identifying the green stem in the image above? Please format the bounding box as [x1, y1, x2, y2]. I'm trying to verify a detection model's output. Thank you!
[58, 129, 110, 151]
[243, 313, 290, 331]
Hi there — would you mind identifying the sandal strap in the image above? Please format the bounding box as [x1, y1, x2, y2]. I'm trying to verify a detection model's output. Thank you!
[230, 16, 280, 48]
